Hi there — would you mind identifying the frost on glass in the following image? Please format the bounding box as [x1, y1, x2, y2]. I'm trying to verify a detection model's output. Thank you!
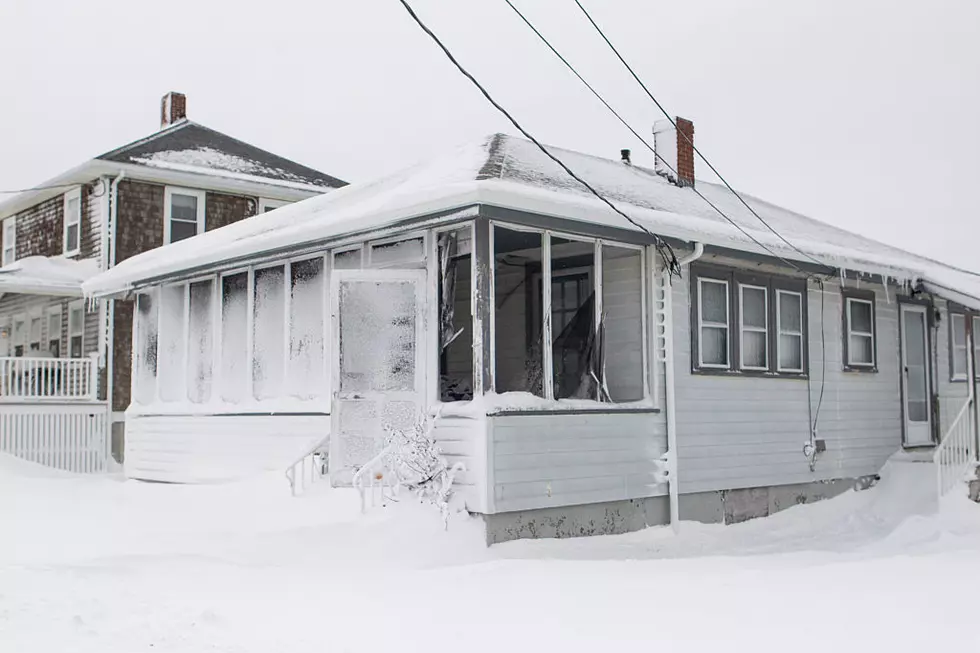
[493, 227, 543, 396]
[187, 280, 214, 404]
[338, 400, 379, 468]
[550, 237, 595, 399]
[134, 292, 158, 404]
[333, 248, 362, 270]
[904, 310, 928, 422]
[157, 285, 186, 402]
[220, 273, 248, 403]
[339, 280, 416, 393]
[370, 237, 425, 268]
[288, 258, 325, 399]
[252, 266, 286, 400]
[439, 228, 473, 401]
[602, 245, 644, 402]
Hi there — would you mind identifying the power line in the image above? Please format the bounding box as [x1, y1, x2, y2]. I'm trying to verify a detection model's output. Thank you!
[0, 181, 94, 195]
[572, 0, 831, 271]
[396, 0, 679, 275]
[502, 0, 826, 277]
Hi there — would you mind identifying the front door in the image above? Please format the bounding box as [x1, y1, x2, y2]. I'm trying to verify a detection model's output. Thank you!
[330, 269, 426, 485]
[900, 303, 932, 446]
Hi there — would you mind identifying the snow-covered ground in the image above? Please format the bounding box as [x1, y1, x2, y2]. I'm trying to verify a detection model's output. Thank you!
[2, 454, 978, 652]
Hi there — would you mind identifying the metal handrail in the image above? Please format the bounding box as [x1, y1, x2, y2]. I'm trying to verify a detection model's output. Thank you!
[285, 433, 330, 497]
[934, 397, 977, 498]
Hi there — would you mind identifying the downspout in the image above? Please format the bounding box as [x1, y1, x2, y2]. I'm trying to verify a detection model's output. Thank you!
[106, 172, 125, 454]
[664, 241, 704, 532]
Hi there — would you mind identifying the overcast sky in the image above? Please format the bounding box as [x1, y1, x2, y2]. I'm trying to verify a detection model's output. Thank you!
[1, 0, 977, 269]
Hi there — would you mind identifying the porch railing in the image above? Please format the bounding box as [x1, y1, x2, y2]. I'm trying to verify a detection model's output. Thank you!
[935, 398, 978, 498]
[0, 355, 98, 402]
[285, 433, 330, 497]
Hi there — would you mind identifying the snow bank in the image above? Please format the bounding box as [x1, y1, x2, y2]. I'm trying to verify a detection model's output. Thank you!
[435, 391, 655, 417]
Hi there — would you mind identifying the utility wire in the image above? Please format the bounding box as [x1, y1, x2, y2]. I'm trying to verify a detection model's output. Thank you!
[396, 0, 680, 274]
[572, 0, 831, 272]
[0, 181, 94, 195]
[502, 0, 828, 278]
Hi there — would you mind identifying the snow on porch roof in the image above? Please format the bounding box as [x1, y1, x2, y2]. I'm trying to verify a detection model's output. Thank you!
[0, 256, 100, 297]
[83, 133, 980, 304]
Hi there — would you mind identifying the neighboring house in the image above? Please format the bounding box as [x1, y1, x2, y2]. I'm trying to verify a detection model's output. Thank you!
[0, 92, 346, 465]
[84, 125, 980, 543]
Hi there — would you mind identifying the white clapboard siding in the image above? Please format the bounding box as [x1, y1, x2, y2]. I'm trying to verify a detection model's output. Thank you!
[0, 403, 109, 473]
[431, 413, 487, 512]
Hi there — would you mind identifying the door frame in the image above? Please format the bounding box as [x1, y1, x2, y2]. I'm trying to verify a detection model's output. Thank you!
[328, 268, 428, 479]
[898, 298, 935, 447]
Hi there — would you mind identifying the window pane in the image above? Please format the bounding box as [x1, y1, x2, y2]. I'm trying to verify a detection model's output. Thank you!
[68, 307, 84, 335]
[551, 237, 595, 399]
[493, 227, 543, 396]
[157, 285, 186, 402]
[740, 286, 766, 329]
[188, 280, 214, 403]
[849, 334, 873, 365]
[952, 314, 966, 346]
[370, 237, 425, 268]
[701, 326, 728, 365]
[779, 334, 803, 371]
[779, 292, 802, 331]
[29, 318, 41, 351]
[171, 194, 198, 222]
[439, 228, 474, 402]
[849, 300, 872, 333]
[288, 258, 326, 399]
[169, 219, 198, 244]
[700, 280, 727, 324]
[69, 335, 82, 359]
[66, 224, 79, 252]
[135, 293, 158, 404]
[220, 273, 248, 403]
[973, 317, 980, 377]
[253, 266, 286, 400]
[742, 330, 767, 368]
[602, 245, 644, 402]
[333, 248, 362, 270]
[67, 197, 80, 222]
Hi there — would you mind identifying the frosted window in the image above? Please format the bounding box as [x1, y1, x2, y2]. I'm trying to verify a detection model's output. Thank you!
[951, 313, 968, 379]
[777, 290, 803, 372]
[370, 237, 424, 268]
[339, 280, 417, 393]
[188, 280, 214, 403]
[157, 285, 186, 402]
[288, 258, 326, 399]
[493, 227, 543, 396]
[698, 278, 729, 367]
[601, 245, 644, 402]
[739, 285, 767, 370]
[252, 266, 286, 400]
[135, 293, 158, 404]
[333, 248, 362, 270]
[220, 273, 248, 403]
[846, 297, 875, 366]
[904, 310, 928, 422]
[550, 237, 595, 399]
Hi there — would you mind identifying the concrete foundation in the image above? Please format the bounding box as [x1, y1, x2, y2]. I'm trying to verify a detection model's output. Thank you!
[483, 477, 873, 544]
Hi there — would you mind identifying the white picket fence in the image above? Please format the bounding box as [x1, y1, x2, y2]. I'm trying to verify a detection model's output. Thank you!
[0, 403, 110, 473]
[0, 355, 99, 401]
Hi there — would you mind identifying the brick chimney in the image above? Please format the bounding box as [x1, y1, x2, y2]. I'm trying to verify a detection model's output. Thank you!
[160, 92, 187, 129]
[675, 117, 695, 188]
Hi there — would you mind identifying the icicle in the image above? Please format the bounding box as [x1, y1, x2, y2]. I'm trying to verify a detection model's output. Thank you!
[839, 267, 846, 288]
[881, 279, 891, 304]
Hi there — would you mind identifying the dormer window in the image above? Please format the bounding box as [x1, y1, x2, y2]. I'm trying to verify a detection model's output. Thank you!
[164, 187, 206, 244]
[63, 188, 81, 256]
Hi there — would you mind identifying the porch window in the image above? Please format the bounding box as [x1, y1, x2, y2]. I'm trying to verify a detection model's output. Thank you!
[333, 247, 363, 270]
[220, 272, 249, 403]
[164, 187, 206, 245]
[950, 311, 968, 380]
[135, 292, 158, 404]
[47, 306, 62, 357]
[549, 237, 596, 399]
[67, 301, 84, 358]
[188, 280, 215, 403]
[157, 285, 186, 401]
[28, 315, 42, 354]
[370, 237, 425, 268]
[288, 258, 326, 399]
[844, 292, 876, 370]
[697, 278, 730, 368]
[2, 216, 14, 265]
[12, 314, 26, 357]
[601, 245, 645, 402]
[738, 284, 768, 371]
[63, 187, 81, 256]
[493, 227, 544, 396]
[252, 265, 286, 400]
[776, 290, 804, 373]
[438, 227, 473, 401]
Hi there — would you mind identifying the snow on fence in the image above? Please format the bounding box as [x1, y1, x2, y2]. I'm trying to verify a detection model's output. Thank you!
[935, 398, 978, 498]
[0, 355, 98, 401]
[0, 403, 110, 473]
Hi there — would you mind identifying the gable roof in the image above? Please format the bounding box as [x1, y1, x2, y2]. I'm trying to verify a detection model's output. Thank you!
[83, 133, 980, 309]
[97, 120, 347, 191]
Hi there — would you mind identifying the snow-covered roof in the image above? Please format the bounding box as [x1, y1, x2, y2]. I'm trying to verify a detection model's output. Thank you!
[0, 256, 100, 296]
[83, 133, 980, 307]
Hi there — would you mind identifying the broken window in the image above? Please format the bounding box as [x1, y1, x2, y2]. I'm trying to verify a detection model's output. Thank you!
[438, 228, 473, 401]
[288, 257, 326, 399]
[135, 292, 158, 404]
[493, 226, 544, 396]
[157, 284, 186, 402]
[188, 280, 214, 403]
[601, 245, 644, 402]
[549, 237, 596, 399]
[252, 265, 286, 400]
[220, 272, 248, 403]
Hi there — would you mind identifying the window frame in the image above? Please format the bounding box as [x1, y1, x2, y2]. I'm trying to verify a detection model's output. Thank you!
[27, 311, 43, 354]
[697, 276, 732, 369]
[737, 282, 769, 371]
[691, 263, 808, 377]
[842, 289, 877, 372]
[2, 216, 15, 266]
[62, 187, 82, 257]
[775, 288, 805, 373]
[47, 305, 63, 357]
[949, 309, 969, 381]
[258, 198, 289, 213]
[163, 186, 207, 245]
[12, 312, 27, 357]
[67, 299, 85, 358]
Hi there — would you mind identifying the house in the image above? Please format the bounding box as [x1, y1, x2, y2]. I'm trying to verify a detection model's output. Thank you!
[0, 92, 346, 468]
[82, 124, 980, 543]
